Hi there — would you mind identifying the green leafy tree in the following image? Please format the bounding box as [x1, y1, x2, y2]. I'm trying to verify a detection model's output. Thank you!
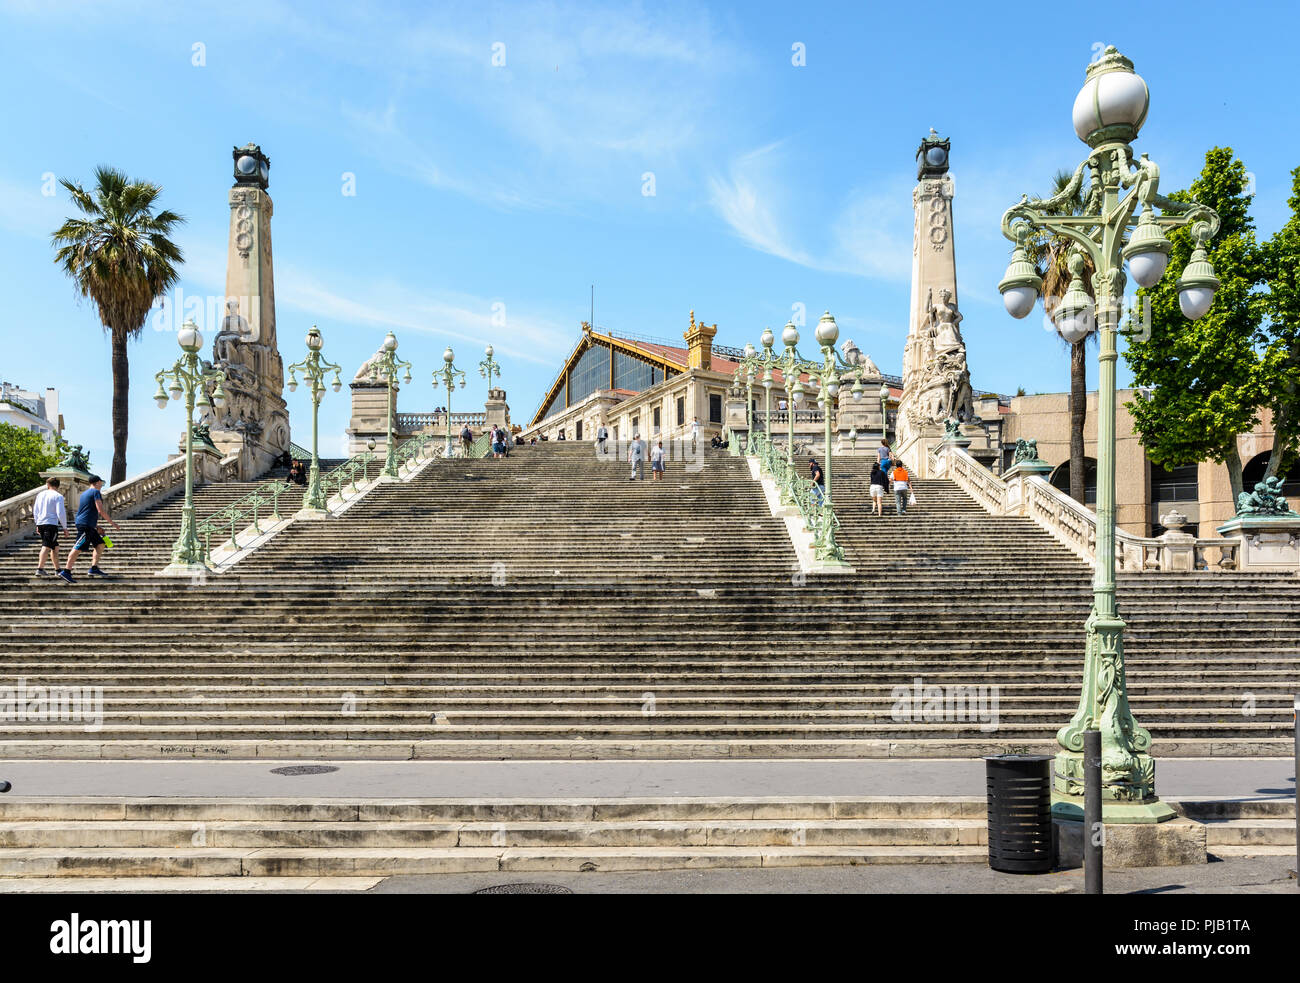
[0, 423, 65, 500]
[1124, 147, 1267, 502]
[1259, 165, 1300, 479]
[52, 167, 184, 484]
[1024, 169, 1096, 504]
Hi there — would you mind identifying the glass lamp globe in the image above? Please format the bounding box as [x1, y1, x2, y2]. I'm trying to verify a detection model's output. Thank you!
[367, 438, 377, 451]
[792, 384, 805, 405]
[760, 328, 775, 350]
[177, 321, 203, 353]
[154, 387, 169, 409]
[485, 344, 494, 358]
[383, 332, 398, 352]
[744, 342, 755, 358]
[1002, 286, 1039, 319]
[212, 387, 227, 409]
[168, 382, 182, 400]
[1071, 47, 1149, 147]
[331, 378, 342, 393]
[762, 370, 774, 389]
[1177, 240, 1220, 321]
[827, 380, 840, 397]
[444, 347, 455, 364]
[782, 322, 799, 348]
[814, 311, 839, 347]
[287, 378, 298, 392]
[306, 327, 323, 351]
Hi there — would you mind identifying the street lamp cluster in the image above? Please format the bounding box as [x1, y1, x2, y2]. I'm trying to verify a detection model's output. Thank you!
[735, 311, 865, 566]
[996, 45, 1221, 822]
[153, 319, 228, 574]
[369, 332, 414, 478]
[286, 326, 342, 514]
[434, 346, 467, 457]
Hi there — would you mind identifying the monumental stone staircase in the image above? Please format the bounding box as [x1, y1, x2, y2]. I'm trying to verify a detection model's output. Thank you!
[0, 795, 1289, 879]
[0, 442, 1297, 758]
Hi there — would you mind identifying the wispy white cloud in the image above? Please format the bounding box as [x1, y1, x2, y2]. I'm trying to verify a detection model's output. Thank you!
[709, 144, 913, 282]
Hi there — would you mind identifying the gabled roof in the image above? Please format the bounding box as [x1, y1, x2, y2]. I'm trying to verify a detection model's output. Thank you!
[529, 326, 737, 426]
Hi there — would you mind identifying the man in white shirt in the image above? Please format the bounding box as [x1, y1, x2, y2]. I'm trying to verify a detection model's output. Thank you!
[33, 476, 68, 576]
[691, 417, 700, 451]
[628, 434, 644, 481]
[596, 425, 608, 455]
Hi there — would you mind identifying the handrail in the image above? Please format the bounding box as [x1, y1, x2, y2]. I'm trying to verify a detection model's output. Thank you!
[196, 480, 292, 563]
[467, 430, 493, 459]
[320, 450, 376, 503]
[752, 429, 846, 564]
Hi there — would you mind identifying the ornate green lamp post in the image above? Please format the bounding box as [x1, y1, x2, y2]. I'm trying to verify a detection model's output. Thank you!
[154, 318, 228, 575]
[809, 311, 866, 511]
[478, 344, 502, 390]
[997, 46, 1221, 822]
[434, 346, 467, 457]
[286, 325, 343, 516]
[368, 331, 413, 479]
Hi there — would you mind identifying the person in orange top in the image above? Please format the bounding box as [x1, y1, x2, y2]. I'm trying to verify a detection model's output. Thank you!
[891, 463, 911, 515]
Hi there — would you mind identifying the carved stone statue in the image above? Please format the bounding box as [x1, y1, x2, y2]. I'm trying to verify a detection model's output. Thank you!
[353, 346, 388, 383]
[213, 299, 250, 364]
[840, 339, 882, 379]
[1237, 476, 1298, 517]
[928, 287, 964, 355]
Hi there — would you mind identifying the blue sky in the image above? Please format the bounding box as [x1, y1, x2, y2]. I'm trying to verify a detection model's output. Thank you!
[2, 0, 1297, 474]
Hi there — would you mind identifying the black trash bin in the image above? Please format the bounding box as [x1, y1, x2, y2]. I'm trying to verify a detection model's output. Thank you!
[984, 754, 1054, 873]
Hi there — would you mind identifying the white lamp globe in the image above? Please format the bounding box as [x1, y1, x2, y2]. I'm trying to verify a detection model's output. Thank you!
[781, 322, 799, 347]
[1002, 285, 1039, 319]
[444, 347, 455, 364]
[814, 311, 839, 347]
[383, 332, 398, 352]
[1179, 286, 1215, 321]
[1071, 47, 1149, 146]
[1128, 250, 1169, 289]
[760, 328, 775, 350]
[177, 320, 203, 353]
[1057, 312, 1093, 345]
[306, 327, 323, 351]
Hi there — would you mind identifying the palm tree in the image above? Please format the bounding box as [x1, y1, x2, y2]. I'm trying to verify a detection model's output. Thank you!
[1025, 169, 1096, 505]
[52, 166, 185, 484]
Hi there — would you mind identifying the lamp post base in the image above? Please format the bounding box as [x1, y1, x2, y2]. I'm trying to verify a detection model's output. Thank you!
[1052, 748, 1177, 824]
[156, 559, 213, 579]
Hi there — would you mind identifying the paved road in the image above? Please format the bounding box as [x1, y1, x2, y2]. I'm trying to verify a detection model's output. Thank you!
[0, 757, 1293, 799]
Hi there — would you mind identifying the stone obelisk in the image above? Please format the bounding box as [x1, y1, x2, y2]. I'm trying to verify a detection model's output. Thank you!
[209, 143, 290, 478]
[897, 130, 976, 474]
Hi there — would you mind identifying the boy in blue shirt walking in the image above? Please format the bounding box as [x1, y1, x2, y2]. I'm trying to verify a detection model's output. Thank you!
[58, 476, 122, 584]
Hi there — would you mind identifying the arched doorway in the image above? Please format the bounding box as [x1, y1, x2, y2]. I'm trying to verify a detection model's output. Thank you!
[1242, 451, 1300, 497]
[1049, 457, 1097, 505]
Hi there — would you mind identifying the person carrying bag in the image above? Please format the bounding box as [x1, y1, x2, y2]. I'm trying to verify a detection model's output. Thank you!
[890, 462, 911, 515]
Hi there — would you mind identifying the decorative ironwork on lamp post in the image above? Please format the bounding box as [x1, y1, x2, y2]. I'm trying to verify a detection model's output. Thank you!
[434, 346, 467, 457]
[479, 344, 502, 390]
[368, 331, 412, 479]
[286, 325, 342, 515]
[154, 318, 227, 574]
[997, 46, 1221, 823]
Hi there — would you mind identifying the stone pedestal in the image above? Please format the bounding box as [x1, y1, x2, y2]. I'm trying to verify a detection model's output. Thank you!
[1004, 457, 1052, 515]
[1216, 512, 1300, 572]
[347, 380, 392, 456]
[38, 466, 93, 517]
[1157, 509, 1196, 571]
[484, 387, 510, 429]
[1054, 816, 1206, 868]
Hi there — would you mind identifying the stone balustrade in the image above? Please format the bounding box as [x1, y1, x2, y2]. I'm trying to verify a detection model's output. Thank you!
[0, 448, 243, 553]
[934, 442, 1247, 573]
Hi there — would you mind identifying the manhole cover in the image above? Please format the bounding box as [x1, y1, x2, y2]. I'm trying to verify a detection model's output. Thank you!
[269, 765, 340, 776]
[474, 883, 573, 895]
